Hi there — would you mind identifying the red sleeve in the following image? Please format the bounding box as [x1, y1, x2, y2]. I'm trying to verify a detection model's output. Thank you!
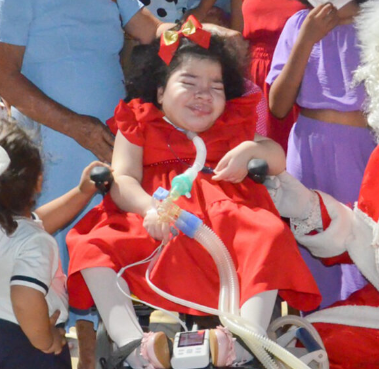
[106, 100, 145, 146]
[319, 191, 331, 230]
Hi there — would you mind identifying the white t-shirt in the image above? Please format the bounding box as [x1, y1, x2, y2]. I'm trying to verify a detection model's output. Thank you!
[0, 214, 68, 325]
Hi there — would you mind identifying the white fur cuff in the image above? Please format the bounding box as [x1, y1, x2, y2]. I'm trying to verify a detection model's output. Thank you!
[295, 191, 352, 258]
[306, 306, 379, 329]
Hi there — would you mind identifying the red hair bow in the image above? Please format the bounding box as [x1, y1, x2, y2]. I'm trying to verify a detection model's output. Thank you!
[158, 15, 211, 65]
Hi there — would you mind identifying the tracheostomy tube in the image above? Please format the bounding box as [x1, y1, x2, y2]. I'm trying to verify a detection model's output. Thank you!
[169, 130, 207, 200]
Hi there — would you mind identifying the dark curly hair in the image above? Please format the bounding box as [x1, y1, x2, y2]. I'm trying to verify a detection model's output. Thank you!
[298, 0, 367, 7]
[0, 118, 42, 235]
[125, 33, 247, 107]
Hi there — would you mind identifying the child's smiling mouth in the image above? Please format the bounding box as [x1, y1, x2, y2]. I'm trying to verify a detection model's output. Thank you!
[188, 104, 212, 116]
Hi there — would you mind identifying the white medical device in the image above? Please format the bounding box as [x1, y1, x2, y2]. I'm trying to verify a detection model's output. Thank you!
[171, 330, 210, 369]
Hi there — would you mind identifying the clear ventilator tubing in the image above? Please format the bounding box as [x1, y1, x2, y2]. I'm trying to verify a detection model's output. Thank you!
[150, 129, 313, 369]
[145, 218, 313, 369]
[193, 225, 278, 369]
[186, 131, 206, 173]
[195, 225, 315, 369]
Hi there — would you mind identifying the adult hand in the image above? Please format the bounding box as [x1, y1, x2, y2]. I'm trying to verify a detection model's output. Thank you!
[70, 115, 115, 163]
[264, 171, 318, 219]
[202, 23, 249, 62]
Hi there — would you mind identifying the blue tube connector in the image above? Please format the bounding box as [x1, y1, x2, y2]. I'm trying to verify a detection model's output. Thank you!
[175, 210, 203, 238]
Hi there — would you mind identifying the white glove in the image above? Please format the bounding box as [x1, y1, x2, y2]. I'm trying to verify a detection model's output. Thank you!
[264, 171, 318, 220]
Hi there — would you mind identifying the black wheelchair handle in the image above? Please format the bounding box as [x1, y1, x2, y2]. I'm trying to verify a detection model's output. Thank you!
[90, 166, 114, 196]
[90, 158, 268, 197]
[247, 158, 268, 184]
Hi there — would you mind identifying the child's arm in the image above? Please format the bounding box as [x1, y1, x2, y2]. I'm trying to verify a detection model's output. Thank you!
[269, 3, 339, 118]
[11, 286, 66, 354]
[212, 134, 286, 183]
[35, 161, 111, 235]
[110, 131, 171, 243]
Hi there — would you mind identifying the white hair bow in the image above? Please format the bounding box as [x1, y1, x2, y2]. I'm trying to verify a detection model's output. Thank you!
[0, 146, 10, 176]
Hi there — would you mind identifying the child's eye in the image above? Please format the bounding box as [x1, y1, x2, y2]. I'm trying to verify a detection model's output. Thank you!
[212, 86, 224, 91]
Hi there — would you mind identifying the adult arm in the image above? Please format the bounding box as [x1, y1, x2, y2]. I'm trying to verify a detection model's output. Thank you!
[0, 43, 114, 162]
[269, 4, 339, 118]
[124, 7, 174, 44]
[125, 6, 244, 47]
[184, 0, 217, 23]
[264, 171, 352, 258]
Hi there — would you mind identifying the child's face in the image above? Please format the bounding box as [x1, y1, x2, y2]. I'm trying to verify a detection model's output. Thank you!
[157, 57, 226, 133]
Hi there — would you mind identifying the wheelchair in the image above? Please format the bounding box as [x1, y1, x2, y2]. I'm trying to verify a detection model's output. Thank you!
[89, 161, 328, 369]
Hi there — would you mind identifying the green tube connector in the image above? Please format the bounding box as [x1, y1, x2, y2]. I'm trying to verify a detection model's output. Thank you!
[170, 173, 193, 200]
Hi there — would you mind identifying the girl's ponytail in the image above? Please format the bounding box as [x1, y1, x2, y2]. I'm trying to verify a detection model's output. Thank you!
[0, 118, 42, 236]
[0, 203, 17, 236]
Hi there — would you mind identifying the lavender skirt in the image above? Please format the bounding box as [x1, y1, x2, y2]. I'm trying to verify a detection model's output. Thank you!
[287, 115, 376, 309]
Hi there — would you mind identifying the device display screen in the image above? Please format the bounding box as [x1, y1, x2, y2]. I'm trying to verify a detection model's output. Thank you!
[178, 331, 205, 347]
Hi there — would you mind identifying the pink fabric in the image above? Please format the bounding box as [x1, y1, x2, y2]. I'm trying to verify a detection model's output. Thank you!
[215, 326, 236, 366]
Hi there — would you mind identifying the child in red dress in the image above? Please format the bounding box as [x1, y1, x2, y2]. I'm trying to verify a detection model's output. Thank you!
[66, 17, 321, 369]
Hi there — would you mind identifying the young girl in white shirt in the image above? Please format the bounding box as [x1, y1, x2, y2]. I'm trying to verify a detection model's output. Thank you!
[0, 117, 109, 369]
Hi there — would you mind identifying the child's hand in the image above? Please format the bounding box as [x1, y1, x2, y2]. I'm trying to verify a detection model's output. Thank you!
[78, 161, 113, 196]
[212, 142, 253, 183]
[44, 326, 66, 355]
[143, 208, 171, 245]
[42, 310, 67, 355]
[299, 3, 339, 45]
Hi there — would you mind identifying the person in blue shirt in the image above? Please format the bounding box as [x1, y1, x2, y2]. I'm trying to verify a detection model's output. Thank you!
[0, 2, 170, 367]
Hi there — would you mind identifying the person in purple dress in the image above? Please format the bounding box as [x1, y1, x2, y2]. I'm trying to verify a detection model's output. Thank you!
[266, 0, 376, 310]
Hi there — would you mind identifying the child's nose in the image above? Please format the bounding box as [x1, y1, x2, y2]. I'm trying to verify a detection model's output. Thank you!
[195, 87, 212, 100]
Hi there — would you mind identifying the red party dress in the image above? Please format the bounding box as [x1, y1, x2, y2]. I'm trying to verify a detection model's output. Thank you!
[242, 0, 305, 152]
[67, 94, 321, 315]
